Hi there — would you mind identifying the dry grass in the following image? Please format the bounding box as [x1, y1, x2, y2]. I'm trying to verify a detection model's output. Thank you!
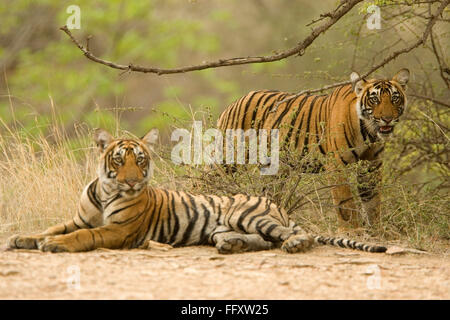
[0, 119, 96, 234]
[0, 108, 448, 253]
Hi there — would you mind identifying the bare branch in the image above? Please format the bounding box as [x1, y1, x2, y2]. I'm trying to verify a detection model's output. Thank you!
[409, 93, 450, 108]
[60, 0, 363, 75]
[429, 21, 450, 88]
[270, 0, 449, 113]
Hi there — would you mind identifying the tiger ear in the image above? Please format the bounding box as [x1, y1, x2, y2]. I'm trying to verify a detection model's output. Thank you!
[350, 71, 366, 96]
[93, 128, 114, 152]
[141, 128, 159, 150]
[392, 68, 410, 90]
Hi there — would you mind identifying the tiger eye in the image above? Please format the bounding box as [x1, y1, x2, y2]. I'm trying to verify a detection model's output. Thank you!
[392, 95, 400, 104]
[113, 156, 123, 165]
[137, 156, 145, 163]
[370, 97, 379, 104]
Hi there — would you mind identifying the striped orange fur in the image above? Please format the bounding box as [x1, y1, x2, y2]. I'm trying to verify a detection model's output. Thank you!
[217, 69, 410, 227]
[7, 129, 386, 253]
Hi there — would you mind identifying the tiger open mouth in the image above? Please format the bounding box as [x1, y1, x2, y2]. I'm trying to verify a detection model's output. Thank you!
[378, 126, 394, 134]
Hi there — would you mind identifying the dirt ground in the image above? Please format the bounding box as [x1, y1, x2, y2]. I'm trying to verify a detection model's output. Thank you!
[0, 235, 448, 300]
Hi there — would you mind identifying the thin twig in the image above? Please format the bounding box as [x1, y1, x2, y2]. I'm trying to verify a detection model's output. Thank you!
[409, 93, 450, 108]
[269, 0, 449, 113]
[59, 0, 363, 75]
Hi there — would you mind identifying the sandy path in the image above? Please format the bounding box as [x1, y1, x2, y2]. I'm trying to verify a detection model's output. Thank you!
[0, 240, 448, 300]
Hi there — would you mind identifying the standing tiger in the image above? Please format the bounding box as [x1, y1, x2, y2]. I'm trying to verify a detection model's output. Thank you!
[217, 69, 410, 227]
[7, 129, 386, 253]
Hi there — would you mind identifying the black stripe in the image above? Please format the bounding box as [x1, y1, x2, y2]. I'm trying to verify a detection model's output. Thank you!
[255, 219, 272, 240]
[284, 95, 310, 147]
[163, 189, 172, 238]
[239, 91, 260, 129]
[87, 181, 102, 211]
[236, 198, 262, 233]
[104, 193, 122, 209]
[315, 96, 327, 155]
[226, 96, 245, 129]
[258, 93, 288, 130]
[72, 218, 83, 230]
[113, 198, 149, 225]
[88, 229, 96, 248]
[206, 196, 216, 209]
[272, 93, 300, 129]
[107, 201, 140, 218]
[221, 102, 235, 130]
[77, 212, 94, 228]
[179, 195, 199, 245]
[303, 96, 320, 149]
[264, 223, 278, 237]
[231, 95, 251, 130]
[333, 85, 346, 104]
[343, 128, 358, 160]
[96, 230, 105, 246]
[122, 230, 139, 248]
[199, 204, 211, 244]
[250, 92, 277, 127]
[360, 120, 368, 141]
[342, 86, 354, 99]
[151, 192, 166, 241]
[157, 220, 167, 243]
[142, 189, 158, 240]
[294, 112, 306, 149]
[91, 180, 102, 209]
[247, 207, 271, 227]
[168, 194, 180, 244]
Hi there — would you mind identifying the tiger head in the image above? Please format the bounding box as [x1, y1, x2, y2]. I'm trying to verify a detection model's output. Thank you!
[351, 68, 409, 140]
[93, 128, 159, 196]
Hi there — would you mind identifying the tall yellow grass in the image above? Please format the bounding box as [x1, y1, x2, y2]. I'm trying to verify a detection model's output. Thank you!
[0, 119, 97, 235]
[0, 106, 447, 252]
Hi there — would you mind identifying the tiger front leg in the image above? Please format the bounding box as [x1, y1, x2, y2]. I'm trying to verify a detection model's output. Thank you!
[330, 184, 361, 229]
[38, 225, 130, 253]
[7, 181, 103, 250]
[7, 222, 70, 250]
[357, 161, 382, 227]
[7, 217, 93, 250]
[326, 159, 361, 229]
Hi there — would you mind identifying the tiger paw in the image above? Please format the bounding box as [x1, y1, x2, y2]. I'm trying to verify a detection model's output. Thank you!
[38, 236, 73, 253]
[216, 237, 249, 254]
[7, 235, 40, 250]
[281, 234, 313, 253]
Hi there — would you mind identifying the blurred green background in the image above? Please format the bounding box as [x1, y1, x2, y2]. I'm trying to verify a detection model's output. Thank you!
[1, 0, 446, 137]
[0, 0, 448, 185]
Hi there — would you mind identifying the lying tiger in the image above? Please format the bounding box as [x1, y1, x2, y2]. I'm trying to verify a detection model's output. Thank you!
[7, 129, 386, 254]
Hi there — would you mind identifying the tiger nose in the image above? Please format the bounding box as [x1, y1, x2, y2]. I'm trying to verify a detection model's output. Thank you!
[382, 116, 393, 124]
[125, 179, 138, 187]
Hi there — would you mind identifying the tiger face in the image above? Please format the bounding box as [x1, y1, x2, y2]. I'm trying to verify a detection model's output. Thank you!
[351, 68, 409, 140]
[93, 129, 159, 196]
